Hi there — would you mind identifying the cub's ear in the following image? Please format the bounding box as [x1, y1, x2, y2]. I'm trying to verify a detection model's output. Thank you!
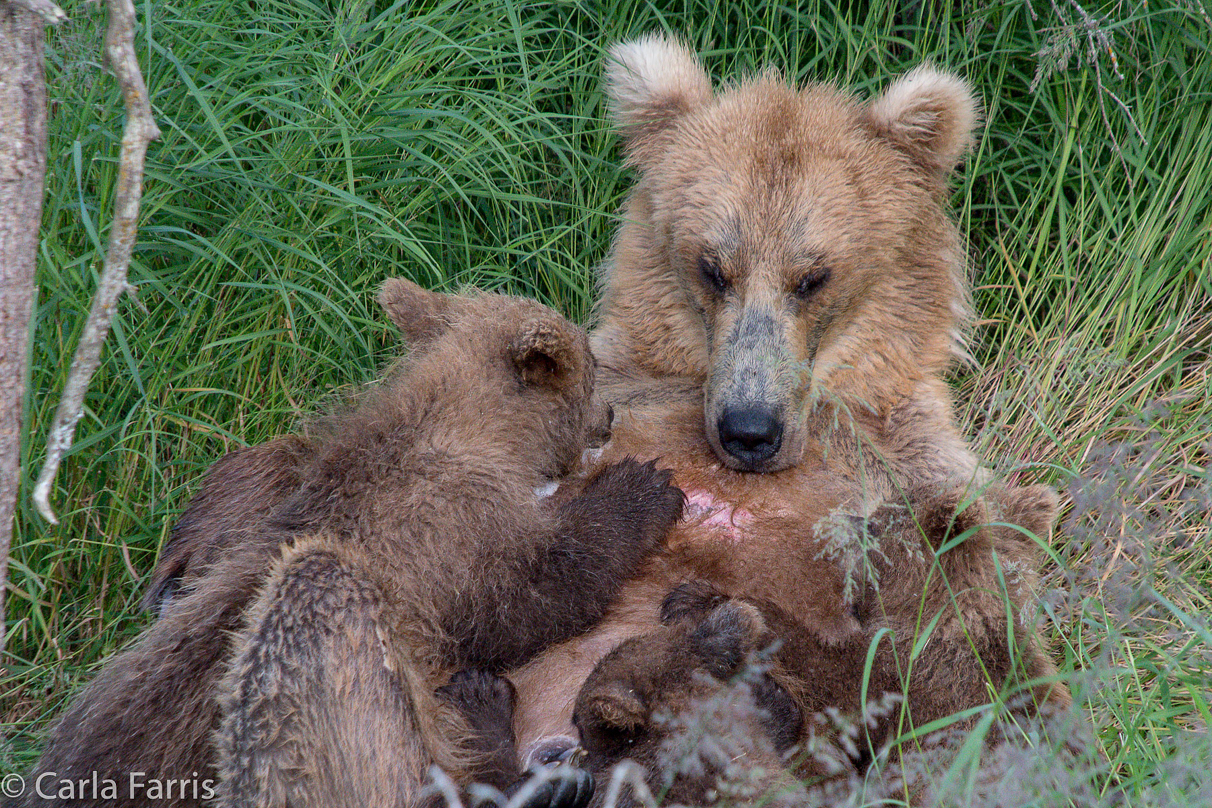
[993, 483, 1060, 541]
[606, 33, 713, 168]
[689, 600, 765, 679]
[866, 64, 980, 178]
[378, 277, 454, 346]
[511, 318, 583, 388]
[582, 682, 647, 733]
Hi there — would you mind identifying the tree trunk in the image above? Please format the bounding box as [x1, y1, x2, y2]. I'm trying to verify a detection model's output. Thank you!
[0, 1, 48, 661]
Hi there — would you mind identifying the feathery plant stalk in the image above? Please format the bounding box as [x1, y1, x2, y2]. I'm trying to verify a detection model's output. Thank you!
[4, 1, 1209, 803]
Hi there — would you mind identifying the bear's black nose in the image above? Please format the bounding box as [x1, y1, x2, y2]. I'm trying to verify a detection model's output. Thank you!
[717, 405, 783, 468]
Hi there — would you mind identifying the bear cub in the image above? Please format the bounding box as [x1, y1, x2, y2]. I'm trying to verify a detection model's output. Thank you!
[14, 279, 682, 808]
[213, 279, 686, 808]
[568, 483, 1062, 808]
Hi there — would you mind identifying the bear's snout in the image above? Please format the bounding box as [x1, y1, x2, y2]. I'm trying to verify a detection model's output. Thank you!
[716, 404, 783, 468]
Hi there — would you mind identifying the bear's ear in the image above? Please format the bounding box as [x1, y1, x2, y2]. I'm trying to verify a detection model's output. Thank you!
[378, 277, 454, 346]
[994, 483, 1060, 542]
[605, 33, 714, 168]
[511, 318, 582, 389]
[582, 683, 647, 733]
[866, 64, 979, 178]
[689, 600, 765, 679]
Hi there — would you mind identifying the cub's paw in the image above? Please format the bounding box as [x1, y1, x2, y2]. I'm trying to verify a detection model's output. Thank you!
[750, 672, 803, 755]
[436, 668, 516, 742]
[585, 458, 685, 540]
[686, 599, 767, 679]
[499, 764, 594, 808]
[660, 580, 730, 625]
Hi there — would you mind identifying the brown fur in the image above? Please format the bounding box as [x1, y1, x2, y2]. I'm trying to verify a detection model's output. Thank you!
[509, 401, 1069, 765]
[16, 280, 683, 808]
[436, 669, 595, 808]
[569, 483, 1064, 807]
[594, 36, 979, 477]
[144, 435, 313, 612]
[213, 280, 684, 808]
[435, 669, 535, 790]
[573, 590, 814, 808]
[863, 482, 1071, 724]
[9, 438, 314, 808]
[508, 36, 1067, 767]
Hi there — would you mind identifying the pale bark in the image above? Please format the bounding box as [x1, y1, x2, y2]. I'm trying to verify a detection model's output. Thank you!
[7, 0, 64, 24]
[33, 0, 160, 524]
[0, 0, 49, 660]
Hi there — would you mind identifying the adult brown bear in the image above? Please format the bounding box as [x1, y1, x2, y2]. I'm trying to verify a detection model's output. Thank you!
[507, 34, 1068, 774]
[13, 35, 1068, 807]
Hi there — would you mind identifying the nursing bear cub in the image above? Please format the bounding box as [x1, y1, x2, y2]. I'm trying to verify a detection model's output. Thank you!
[15, 280, 683, 808]
[571, 484, 1062, 807]
[213, 281, 688, 808]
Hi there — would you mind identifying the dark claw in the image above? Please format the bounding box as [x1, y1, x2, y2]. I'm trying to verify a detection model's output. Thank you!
[507, 764, 594, 808]
[526, 735, 581, 767]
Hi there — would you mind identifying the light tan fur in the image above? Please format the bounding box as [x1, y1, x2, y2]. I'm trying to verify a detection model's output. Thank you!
[593, 35, 979, 475]
[508, 36, 1065, 771]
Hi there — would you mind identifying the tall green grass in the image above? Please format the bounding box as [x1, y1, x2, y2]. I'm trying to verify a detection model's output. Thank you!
[4, 0, 1209, 803]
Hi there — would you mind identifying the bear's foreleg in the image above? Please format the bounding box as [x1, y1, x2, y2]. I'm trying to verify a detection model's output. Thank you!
[451, 459, 683, 670]
[214, 538, 444, 808]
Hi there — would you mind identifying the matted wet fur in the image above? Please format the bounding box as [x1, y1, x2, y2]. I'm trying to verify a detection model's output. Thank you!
[507, 35, 1069, 771]
[13, 280, 683, 808]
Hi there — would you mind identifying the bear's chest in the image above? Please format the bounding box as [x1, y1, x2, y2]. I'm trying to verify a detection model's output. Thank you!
[598, 417, 890, 641]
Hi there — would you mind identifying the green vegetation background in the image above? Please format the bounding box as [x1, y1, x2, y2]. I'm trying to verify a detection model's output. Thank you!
[3, 0, 1210, 802]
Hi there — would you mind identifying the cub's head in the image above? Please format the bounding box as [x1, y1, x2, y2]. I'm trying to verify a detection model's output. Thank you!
[595, 35, 979, 471]
[378, 278, 612, 482]
[573, 598, 806, 808]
